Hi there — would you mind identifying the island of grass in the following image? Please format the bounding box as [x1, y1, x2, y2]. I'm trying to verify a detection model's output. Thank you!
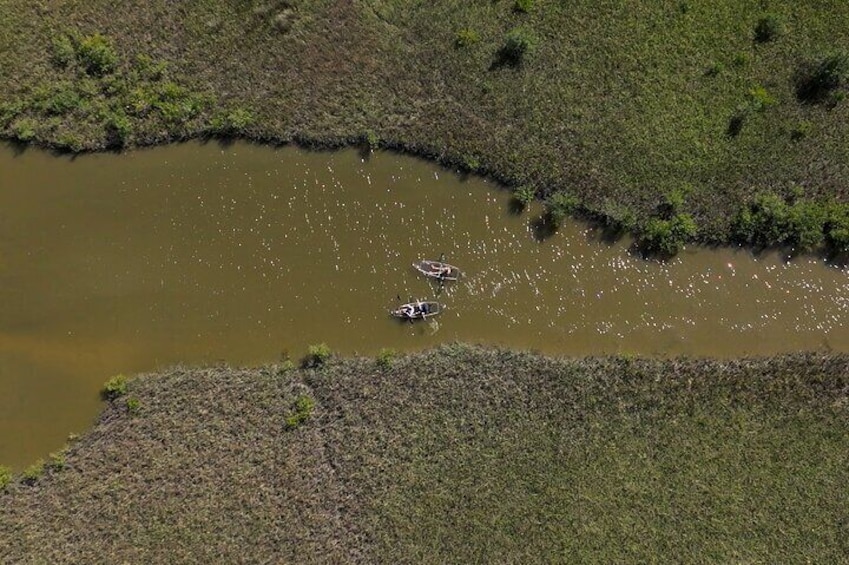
[2, 1, 849, 255]
[0, 346, 846, 562]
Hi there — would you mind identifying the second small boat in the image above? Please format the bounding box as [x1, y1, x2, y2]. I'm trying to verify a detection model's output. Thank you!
[412, 259, 462, 281]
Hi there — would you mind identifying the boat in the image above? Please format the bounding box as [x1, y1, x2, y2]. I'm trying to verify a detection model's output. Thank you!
[390, 300, 443, 320]
[412, 259, 462, 281]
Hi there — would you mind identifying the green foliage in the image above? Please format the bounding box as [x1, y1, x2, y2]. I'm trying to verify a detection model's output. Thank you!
[747, 85, 777, 112]
[512, 185, 536, 206]
[0, 466, 11, 491]
[11, 118, 37, 141]
[211, 108, 254, 135]
[76, 33, 118, 76]
[126, 396, 141, 414]
[825, 204, 849, 252]
[796, 51, 848, 103]
[514, 0, 534, 14]
[500, 27, 537, 64]
[101, 374, 128, 400]
[105, 110, 132, 146]
[133, 53, 168, 81]
[50, 35, 76, 68]
[21, 460, 45, 485]
[376, 348, 397, 369]
[48, 449, 67, 471]
[640, 213, 697, 256]
[545, 192, 579, 227]
[454, 28, 480, 49]
[285, 394, 316, 429]
[303, 343, 331, 368]
[40, 84, 82, 115]
[754, 14, 783, 43]
[364, 129, 379, 150]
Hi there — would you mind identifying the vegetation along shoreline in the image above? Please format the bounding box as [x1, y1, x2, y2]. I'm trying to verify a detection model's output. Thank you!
[1, 346, 847, 562]
[2, 1, 849, 257]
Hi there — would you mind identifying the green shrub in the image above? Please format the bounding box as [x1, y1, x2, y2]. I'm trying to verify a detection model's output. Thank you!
[126, 396, 141, 414]
[105, 111, 132, 146]
[545, 192, 579, 227]
[42, 85, 82, 115]
[11, 118, 37, 141]
[796, 51, 848, 103]
[0, 466, 11, 490]
[50, 35, 76, 68]
[785, 201, 826, 250]
[101, 374, 128, 400]
[21, 460, 45, 485]
[514, 0, 534, 14]
[640, 213, 697, 256]
[76, 33, 118, 76]
[500, 27, 537, 64]
[748, 85, 777, 112]
[734, 192, 789, 246]
[455, 28, 480, 48]
[825, 204, 849, 252]
[285, 394, 316, 429]
[364, 129, 379, 150]
[303, 343, 331, 368]
[377, 348, 396, 368]
[211, 108, 254, 135]
[512, 185, 536, 206]
[48, 449, 67, 471]
[754, 14, 783, 43]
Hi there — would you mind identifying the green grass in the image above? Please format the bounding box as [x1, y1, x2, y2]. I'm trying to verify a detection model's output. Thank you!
[0, 1, 848, 249]
[0, 349, 846, 562]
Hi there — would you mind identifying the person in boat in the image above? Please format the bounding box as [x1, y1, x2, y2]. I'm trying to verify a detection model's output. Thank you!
[401, 304, 415, 318]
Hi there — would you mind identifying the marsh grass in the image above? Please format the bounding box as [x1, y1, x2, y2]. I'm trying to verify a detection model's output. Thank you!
[0, 349, 845, 562]
[1, 2, 849, 249]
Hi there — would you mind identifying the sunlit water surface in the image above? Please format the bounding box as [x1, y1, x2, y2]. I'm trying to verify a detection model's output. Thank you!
[1, 141, 848, 467]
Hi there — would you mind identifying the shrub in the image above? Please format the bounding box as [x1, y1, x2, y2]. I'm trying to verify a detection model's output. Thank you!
[0, 466, 11, 490]
[640, 213, 697, 256]
[795, 52, 848, 103]
[76, 33, 118, 76]
[748, 85, 777, 112]
[50, 35, 75, 68]
[211, 108, 254, 135]
[101, 374, 128, 400]
[377, 348, 396, 368]
[126, 396, 141, 414]
[514, 0, 534, 13]
[105, 111, 132, 146]
[500, 27, 537, 65]
[285, 394, 316, 429]
[303, 343, 331, 368]
[364, 130, 379, 151]
[786, 201, 827, 251]
[42, 85, 82, 115]
[734, 192, 790, 246]
[11, 118, 37, 141]
[512, 185, 536, 206]
[48, 449, 67, 471]
[825, 204, 849, 252]
[545, 192, 579, 227]
[21, 460, 45, 485]
[455, 28, 480, 48]
[754, 14, 783, 43]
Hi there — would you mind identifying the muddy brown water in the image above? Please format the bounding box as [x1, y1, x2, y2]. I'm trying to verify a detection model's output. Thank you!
[2, 140, 849, 468]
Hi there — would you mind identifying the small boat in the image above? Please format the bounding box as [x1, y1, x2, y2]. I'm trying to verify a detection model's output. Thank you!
[412, 259, 462, 281]
[390, 300, 443, 320]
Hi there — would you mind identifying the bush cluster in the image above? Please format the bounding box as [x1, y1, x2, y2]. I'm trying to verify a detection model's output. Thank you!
[733, 192, 849, 252]
[795, 52, 848, 103]
[544, 192, 579, 228]
[101, 374, 128, 400]
[303, 343, 332, 368]
[285, 394, 316, 429]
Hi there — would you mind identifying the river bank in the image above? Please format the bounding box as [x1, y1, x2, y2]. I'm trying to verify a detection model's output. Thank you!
[2, 1, 849, 251]
[1, 346, 847, 562]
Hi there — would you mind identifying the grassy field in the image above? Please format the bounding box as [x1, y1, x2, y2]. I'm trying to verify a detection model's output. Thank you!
[1, 347, 846, 563]
[1, 1, 849, 251]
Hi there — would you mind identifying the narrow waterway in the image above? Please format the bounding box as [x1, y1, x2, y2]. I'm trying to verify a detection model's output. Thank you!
[2, 140, 848, 467]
